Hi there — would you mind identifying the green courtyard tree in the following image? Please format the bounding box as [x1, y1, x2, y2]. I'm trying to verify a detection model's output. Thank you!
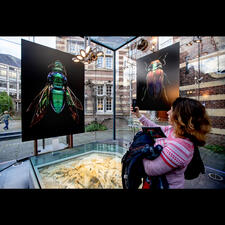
[0, 91, 14, 115]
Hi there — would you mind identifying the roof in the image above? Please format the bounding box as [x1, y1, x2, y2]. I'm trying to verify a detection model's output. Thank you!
[0, 54, 21, 68]
[89, 36, 138, 51]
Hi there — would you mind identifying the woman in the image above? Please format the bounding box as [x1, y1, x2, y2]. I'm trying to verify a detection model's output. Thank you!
[132, 97, 211, 189]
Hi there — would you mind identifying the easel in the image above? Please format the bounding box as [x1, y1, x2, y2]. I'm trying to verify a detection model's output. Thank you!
[34, 134, 73, 156]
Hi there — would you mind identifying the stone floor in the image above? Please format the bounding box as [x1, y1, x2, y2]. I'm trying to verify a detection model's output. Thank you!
[0, 120, 225, 189]
[1, 157, 225, 189]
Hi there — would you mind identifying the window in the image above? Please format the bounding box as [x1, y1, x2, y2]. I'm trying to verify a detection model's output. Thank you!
[97, 46, 103, 51]
[9, 71, 17, 79]
[0, 64, 7, 69]
[96, 56, 103, 68]
[97, 98, 104, 111]
[128, 43, 138, 59]
[106, 85, 112, 96]
[67, 40, 83, 54]
[97, 85, 103, 95]
[10, 82, 17, 89]
[106, 97, 112, 111]
[0, 69, 7, 77]
[106, 57, 112, 69]
[96, 84, 113, 113]
[106, 49, 112, 54]
[9, 67, 15, 71]
[0, 81, 7, 88]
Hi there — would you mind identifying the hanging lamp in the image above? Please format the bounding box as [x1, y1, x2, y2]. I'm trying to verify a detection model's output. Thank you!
[72, 36, 104, 64]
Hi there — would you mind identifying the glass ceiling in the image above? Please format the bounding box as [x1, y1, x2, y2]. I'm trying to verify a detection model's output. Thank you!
[90, 36, 138, 51]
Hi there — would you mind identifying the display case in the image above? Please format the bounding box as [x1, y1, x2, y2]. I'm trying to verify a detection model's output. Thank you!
[29, 142, 127, 189]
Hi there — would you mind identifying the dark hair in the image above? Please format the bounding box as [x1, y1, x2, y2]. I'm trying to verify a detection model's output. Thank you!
[170, 97, 211, 146]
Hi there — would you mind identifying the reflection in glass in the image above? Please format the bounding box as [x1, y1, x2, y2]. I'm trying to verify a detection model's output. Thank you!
[188, 53, 225, 75]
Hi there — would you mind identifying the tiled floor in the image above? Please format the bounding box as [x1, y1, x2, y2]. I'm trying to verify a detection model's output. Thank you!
[1, 156, 225, 189]
[0, 120, 224, 189]
[0, 160, 30, 188]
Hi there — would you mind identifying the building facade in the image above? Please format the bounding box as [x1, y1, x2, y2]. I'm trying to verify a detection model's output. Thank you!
[0, 54, 21, 113]
[56, 36, 131, 128]
[128, 36, 225, 146]
[57, 36, 225, 146]
[177, 36, 225, 146]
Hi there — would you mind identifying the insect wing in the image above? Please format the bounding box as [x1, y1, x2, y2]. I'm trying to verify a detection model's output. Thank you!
[26, 85, 49, 112]
[66, 86, 83, 110]
[28, 85, 50, 127]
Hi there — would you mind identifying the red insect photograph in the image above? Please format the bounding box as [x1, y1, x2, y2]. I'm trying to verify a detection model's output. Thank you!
[136, 42, 180, 111]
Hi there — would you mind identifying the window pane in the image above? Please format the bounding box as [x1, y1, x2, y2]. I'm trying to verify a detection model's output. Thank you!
[106, 98, 112, 111]
[106, 85, 112, 95]
[97, 98, 103, 110]
[96, 56, 103, 68]
[67, 40, 84, 55]
[9, 71, 17, 79]
[97, 85, 103, 95]
[0, 81, 7, 87]
[0, 64, 7, 69]
[10, 81, 17, 89]
[106, 57, 112, 69]
[0, 69, 7, 77]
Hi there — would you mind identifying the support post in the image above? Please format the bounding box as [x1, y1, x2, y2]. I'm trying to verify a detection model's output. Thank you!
[113, 50, 116, 140]
[198, 41, 201, 101]
[67, 134, 73, 148]
[34, 139, 38, 156]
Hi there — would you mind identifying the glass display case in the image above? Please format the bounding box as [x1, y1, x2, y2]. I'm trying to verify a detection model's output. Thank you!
[29, 142, 127, 189]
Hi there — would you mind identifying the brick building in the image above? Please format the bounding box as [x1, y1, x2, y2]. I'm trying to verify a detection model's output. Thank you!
[56, 36, 131, 128]
[129, 36, 225, 146]
[56, 36, 225, 146]
[177, 36, 225, 146]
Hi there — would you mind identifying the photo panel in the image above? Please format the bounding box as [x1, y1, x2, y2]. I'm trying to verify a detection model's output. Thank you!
[21, 39, 84, 142]
[136, 42, 180, 111]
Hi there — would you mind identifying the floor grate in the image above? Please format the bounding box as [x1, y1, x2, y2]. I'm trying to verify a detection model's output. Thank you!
[208, 172, 223, 181]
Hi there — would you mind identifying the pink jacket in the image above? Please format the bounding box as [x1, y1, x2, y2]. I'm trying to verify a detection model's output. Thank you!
[139, 115, 194, 189]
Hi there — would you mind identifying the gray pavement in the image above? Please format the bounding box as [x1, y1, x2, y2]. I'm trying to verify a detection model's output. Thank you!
[0, 120, 225, 189]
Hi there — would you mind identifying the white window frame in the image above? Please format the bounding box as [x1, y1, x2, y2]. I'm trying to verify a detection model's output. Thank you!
[96, 84, 113, 114]
[96, 56, 103, 68]
[106, 84, 112, 96]
[105, 97, 112, 112]
[106, 56, 112, 69]
[97, 85, 104, 96]
[97, 97, 104, 112]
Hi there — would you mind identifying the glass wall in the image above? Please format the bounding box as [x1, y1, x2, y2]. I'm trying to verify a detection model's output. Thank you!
[0, 36, 59, 162]
[1, 36, 225, 163]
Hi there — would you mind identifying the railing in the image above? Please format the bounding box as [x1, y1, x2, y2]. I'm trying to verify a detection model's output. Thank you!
[0, 131, 22, 141]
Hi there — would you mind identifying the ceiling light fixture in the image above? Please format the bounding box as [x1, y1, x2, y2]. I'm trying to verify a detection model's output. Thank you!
[72, 36, 104, 65]
[137, 38, 148, 51]
[193, 36, 202, 43]
[186, 36, 202, 46]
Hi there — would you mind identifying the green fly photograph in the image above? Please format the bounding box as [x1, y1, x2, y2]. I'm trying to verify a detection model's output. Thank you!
[21, 39, 84, 142]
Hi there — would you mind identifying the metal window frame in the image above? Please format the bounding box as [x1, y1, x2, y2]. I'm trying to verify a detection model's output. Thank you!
[83, 36, 139, 140]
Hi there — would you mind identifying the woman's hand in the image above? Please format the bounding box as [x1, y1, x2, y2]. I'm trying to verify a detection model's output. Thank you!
[130, 105, 141, 118]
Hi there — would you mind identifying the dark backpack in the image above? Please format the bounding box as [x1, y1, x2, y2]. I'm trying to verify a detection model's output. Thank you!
[121, 131, 163, 189]
[184, 144, 205, 180]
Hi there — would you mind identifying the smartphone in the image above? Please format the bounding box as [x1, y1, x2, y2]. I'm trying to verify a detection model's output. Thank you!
[132, 99, 137, 112]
